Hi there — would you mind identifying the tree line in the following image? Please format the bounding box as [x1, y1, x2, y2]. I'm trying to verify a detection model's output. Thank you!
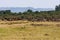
[0, 4, 60, 21]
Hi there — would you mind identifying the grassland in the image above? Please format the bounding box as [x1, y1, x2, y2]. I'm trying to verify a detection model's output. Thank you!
[0, 20, 60, 40]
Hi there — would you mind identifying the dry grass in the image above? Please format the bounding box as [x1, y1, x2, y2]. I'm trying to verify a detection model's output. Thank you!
[0, 20, 60, 40]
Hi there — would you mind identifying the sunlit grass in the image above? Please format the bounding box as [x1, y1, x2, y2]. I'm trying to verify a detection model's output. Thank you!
[0, 21, 60, 40]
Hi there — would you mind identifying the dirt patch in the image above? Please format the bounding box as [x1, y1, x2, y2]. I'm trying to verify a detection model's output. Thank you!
[31, 24, 53, 26]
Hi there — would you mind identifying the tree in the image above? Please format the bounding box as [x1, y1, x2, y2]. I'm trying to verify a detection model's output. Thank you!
[55, 4, 60, 11]
[27, 9, 33, 13]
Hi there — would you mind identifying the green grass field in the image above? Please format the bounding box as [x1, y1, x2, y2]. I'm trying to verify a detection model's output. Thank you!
[0, 21, 60, 40]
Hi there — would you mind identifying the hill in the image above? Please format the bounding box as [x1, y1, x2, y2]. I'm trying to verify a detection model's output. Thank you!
[0, 7, 54, 12]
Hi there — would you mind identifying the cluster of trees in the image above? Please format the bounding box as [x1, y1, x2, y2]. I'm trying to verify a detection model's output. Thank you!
[0, 5, 60, 21]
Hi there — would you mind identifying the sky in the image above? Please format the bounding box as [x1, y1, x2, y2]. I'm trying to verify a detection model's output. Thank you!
[0, 0, 59, 8]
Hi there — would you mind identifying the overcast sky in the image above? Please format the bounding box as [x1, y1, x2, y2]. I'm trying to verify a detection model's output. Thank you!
[0, 0, 59, 8]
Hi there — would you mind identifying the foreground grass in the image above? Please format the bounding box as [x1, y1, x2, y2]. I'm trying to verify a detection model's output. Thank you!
[0, 21, 60, 40]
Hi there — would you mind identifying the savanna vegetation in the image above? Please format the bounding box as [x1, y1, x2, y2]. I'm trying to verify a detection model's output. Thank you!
[0, 4, 60, 21]
[0, 21, 60, 40]
[0, 5, 60, 40]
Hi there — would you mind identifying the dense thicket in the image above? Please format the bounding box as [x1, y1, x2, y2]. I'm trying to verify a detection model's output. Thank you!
[0, 5, 60, 21]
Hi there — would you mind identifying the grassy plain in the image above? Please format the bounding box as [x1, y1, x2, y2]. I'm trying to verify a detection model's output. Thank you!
[0, 20, 60, 40]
